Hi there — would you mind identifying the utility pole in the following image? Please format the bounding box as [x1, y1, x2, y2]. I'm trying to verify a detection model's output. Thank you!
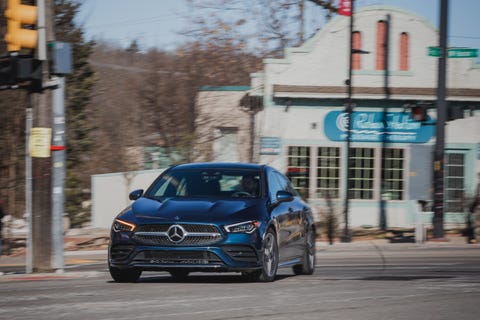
[432, 0, 448, 239]
[31, 0, 55, 272]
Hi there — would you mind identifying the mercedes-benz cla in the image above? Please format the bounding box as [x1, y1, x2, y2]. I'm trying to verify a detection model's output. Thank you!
[108, 162, 317, 282]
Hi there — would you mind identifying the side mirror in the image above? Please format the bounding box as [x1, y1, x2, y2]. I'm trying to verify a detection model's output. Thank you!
[276, 190, 294, 203]
[129, 189, 144, 200]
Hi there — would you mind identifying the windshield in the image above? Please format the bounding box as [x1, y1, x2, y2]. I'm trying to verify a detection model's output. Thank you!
[146, 168, 263, 199]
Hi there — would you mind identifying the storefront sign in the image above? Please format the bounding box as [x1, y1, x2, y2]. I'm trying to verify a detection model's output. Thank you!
[260, 137, 281, 155]
[324, 111, 435, 143]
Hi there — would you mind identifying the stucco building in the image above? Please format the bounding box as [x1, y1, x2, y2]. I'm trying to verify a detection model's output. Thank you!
[194, 6, 480, 229]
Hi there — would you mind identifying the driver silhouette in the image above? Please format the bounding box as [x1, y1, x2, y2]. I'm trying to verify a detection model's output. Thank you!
[240, 175, 259, 196]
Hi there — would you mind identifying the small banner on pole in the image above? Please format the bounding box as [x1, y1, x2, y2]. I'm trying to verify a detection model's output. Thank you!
[29, 127, 52, 158]
[338, 0, 352, 16]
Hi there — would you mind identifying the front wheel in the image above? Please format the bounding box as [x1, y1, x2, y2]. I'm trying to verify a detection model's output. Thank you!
[293, 227, 316, 275]
[109, 265, 142, 283]
[243, 229, 279, 282]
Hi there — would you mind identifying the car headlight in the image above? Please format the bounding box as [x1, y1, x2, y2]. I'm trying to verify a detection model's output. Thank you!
[113, 218, 136, 232]
[224, 221, 260, 234]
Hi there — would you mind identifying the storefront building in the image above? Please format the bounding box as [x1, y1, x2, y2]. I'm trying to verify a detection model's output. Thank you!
[195, 6, 480, 228]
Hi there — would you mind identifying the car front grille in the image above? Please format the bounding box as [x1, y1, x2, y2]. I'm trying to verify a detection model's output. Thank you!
[133, 250, 224, 265]
[133, 223, 223, 246]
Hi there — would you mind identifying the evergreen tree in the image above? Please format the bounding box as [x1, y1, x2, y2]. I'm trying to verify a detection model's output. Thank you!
[54, 0, 96, 226]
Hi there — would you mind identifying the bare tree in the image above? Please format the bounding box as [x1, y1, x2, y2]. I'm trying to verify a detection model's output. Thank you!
[184, 0, 337, 57]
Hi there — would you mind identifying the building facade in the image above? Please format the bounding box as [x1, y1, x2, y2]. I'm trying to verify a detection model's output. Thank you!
[195, 6, 480, 229]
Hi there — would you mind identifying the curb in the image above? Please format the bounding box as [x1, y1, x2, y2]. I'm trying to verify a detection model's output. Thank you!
[0, 270, 103, 281]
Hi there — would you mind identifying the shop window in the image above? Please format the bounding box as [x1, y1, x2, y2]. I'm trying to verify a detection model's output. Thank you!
[349, 148, 375, 199]
[316, 147, 340, 199]
[445, 153, 465, 213]
[376, 20, 386, 70]
[399, 32, 409, 71]
[382, 148, 405, 200]
[287, 146, 310, 198]
[352, 31, 362, 70]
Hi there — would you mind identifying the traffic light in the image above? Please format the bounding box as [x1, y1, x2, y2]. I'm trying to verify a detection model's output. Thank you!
[410, 105, 428, 122]
[4, 0, 38, 52]
[0, 55, 16, 85]
[0, 54, 42, 90]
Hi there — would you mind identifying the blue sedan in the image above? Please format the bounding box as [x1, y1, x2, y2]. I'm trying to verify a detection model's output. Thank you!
[108, 162, 317, 282]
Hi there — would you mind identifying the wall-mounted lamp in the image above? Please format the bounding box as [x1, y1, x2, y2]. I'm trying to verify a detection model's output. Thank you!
[284, 99, 292, 112]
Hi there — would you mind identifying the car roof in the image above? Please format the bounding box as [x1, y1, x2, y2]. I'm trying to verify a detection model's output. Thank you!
[171, 162, 265, 171]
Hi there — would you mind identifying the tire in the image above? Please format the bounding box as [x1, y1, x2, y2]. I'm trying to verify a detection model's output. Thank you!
[109, 265, 142, 283]
[293, 227, 316, 275]
[169, 269, 190, 280]
[243, 228, 279, 282]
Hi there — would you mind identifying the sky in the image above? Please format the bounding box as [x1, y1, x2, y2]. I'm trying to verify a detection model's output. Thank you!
[76, 0, 480, 52]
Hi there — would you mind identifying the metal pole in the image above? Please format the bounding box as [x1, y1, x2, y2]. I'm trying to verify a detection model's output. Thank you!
[25, 104, 33, 274]
[342, 0, 355, 243]
[432, 0, 448, 239]
[37, 0, 47, 62]
[51, 76, 65, 271]
[380, 14, 391, 231]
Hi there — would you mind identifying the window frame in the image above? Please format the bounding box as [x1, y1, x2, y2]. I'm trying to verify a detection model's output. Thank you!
[285, 145, 406, 201]
[399, 32, 409, 71]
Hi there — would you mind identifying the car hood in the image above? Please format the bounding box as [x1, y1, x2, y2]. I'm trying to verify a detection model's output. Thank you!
[129, 197, 264, 223]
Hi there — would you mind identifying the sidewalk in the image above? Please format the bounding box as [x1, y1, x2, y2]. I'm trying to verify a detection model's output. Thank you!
[0, 227, 109, 274]
[317, 233, 480, 250]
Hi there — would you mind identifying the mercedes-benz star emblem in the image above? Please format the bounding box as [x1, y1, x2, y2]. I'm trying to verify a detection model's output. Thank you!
[167, 224, 186, 243]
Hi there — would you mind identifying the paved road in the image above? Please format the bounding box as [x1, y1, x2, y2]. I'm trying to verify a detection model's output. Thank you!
[1, 242, 479, 320]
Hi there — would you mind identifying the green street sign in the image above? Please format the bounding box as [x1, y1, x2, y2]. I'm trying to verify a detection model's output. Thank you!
[428, 47, 479, 58]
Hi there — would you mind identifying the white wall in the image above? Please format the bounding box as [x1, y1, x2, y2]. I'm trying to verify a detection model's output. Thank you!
[91, 169, 164, 229]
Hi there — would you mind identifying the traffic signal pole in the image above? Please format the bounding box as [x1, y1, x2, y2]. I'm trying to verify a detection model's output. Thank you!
[5, 0, 64, 272]
[5, 0, 66, 273]
[51, 76, 66, 271]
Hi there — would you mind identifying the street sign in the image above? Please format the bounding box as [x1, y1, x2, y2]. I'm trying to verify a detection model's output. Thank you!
[428, 47, 478, 58]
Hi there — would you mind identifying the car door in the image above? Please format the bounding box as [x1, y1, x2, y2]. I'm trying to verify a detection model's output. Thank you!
[276, 172, 306, 259]
[267, 170, 299, 262]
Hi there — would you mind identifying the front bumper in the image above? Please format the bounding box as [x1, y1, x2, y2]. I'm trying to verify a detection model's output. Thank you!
[109, 231, 263, 272]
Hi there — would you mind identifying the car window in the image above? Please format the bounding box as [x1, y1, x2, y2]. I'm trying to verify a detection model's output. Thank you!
[268, 171, 300, 201]
[267, 171, 283, 200]
[277, 172, 300, 196]
[147, 168, 262, 199]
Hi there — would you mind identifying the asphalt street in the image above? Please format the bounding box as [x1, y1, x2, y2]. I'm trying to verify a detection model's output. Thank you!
[1, 238, 479, 320]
